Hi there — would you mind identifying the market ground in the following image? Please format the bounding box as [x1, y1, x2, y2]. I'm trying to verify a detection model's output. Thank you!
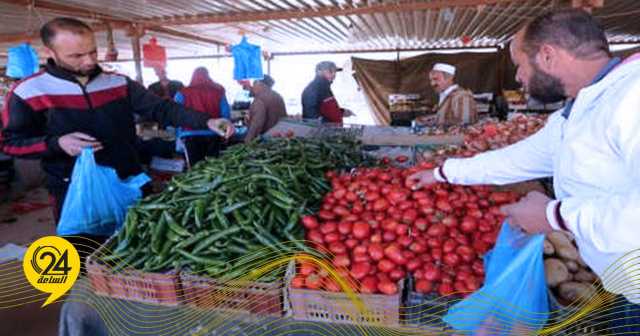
[0, 183, 60, 336]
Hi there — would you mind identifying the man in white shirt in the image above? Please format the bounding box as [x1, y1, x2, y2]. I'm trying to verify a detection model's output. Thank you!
[408, 9, 640, 332]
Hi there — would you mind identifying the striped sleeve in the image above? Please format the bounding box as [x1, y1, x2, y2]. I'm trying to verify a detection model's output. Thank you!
[1, 89, 61, 158]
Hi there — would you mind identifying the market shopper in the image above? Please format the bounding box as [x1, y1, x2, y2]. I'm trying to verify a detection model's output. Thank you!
[148, 66, 183, 100]
[245, 75, 287, 142]
[416, 63, 478, 126]
[0, 18, 234, 250]
[407, 9, 640, 332]
[301, 61, 353, 124]
[174, 66, 231, 163]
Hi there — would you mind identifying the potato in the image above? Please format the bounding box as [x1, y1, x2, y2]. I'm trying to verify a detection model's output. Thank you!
[565, 260, 579, 273]
[558, 282, 596, 302]
[547, 231, 572, 250]
[545, 258, 571, 287]
[574, 269, 598, 283]
[557, 246, 580, 261]
[543, 239, 555, 256]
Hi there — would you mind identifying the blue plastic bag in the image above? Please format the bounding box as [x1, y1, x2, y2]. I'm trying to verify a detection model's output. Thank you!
[443, 221, 549, 335]
[57, 149, 150, 236]
[6, 43, 39, 79]
[231, 36, 263, 80]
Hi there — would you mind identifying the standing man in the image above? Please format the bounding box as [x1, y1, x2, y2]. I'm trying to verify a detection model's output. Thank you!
[0, 17, 233, 249]
[407, 9, 640, 333]
[148, 66, 183, 100]
[301, 61, 352, 124]
[417, 63, 478, 126]
[245, 75, 287, 142]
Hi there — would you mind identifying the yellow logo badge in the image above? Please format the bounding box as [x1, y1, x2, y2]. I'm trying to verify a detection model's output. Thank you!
[23, 236, 80, 307]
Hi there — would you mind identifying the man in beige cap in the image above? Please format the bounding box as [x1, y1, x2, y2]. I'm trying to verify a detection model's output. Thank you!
[418, 62, 478, 126]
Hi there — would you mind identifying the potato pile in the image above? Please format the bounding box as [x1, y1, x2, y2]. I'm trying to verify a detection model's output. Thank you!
[544, 231, 598, 304]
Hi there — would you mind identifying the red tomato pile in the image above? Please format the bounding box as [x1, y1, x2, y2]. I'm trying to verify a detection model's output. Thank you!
[292, 164, 520, 296]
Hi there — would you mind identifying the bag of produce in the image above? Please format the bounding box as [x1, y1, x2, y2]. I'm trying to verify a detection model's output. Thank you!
[57, 148, 150, 236]
[443, 221, 549, 334]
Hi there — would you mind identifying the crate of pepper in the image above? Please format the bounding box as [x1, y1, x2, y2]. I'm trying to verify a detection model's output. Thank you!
[88, 137, 373, 307]
[86, 235, 183, 306]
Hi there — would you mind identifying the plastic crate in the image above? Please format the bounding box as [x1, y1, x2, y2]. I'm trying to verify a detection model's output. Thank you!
[179, 270, 285, 317]
[285, 261, 403, 327]
[86, 237, 182, 306]
[402, 277, 461, 329]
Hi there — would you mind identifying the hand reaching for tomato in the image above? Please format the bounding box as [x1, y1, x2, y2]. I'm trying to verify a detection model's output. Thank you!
[500, 191, 554, 234]
[405, 169, 438, 190]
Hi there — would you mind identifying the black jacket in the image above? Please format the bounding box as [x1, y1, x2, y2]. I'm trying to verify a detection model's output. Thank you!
[301, 76, 333, 120]
[148, 80, 184, 100]
[0, 59, 210, 191]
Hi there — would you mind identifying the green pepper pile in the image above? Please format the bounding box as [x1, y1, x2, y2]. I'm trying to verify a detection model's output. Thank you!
[101, 136, 372, 278]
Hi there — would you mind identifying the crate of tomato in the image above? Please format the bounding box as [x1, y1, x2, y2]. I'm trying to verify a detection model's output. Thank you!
[296, 166, 521, 327]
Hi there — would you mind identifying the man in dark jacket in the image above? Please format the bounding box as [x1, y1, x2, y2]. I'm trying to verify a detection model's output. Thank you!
[301, 61, 352, 124]
[0, 18, 233, 243]
[148, 67, 183, 100]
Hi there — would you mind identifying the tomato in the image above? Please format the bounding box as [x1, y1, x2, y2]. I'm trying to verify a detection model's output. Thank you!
[455, 235, 469, 246]
[364, 191, 380, 202]
[468, 209, 483, 219]
[427, 224, 446, 237]
[368, 243, 385, 261]
[378, 281, 398, 295]
[400, 209, 418, 224]
[415, 218, 428, 231]
[438, 282, 454, 296]
[456, 245, 476, 262]
[299, 262, 316, 276]
[381, 219, 399, 232]
[373, 199, 390, 212]
[324, 232, 341, 244]
[472, 239, 490, 254]
[398, 200, 414, 211]
[333, 205, 350, 217]
[395, 224, 409, 237]
[381, 157, 391, 165]
[344, 238, 358, 249]
[454, 281, 468, 293]
[431, 248, 443, 261]
[325, 171, 337, 179]
[443, 239, 457, 253]
[388, 190, 408, 204]
[377, 259, 396, 273]
[419, 206, 435, 216]
[441, 215, 458, 228]
[306, 230, 324, 245]
[353, 253, 370, 263]
[436, 199, 453, 212]
[324, 278, 342, 292]
[344, 261, 368, 280]
[351, 201, 364, 214]
[409, 242, 427, 253]
[360, 276, 379, 294]
[305, 274, 322, 290]
[406, 259, 422, 272]
[478, 222, 492, 232]
[396, 236, 411, 248]
[301, 215, 319, 230]
[353, 244, 368, 256]
[291, 276, 306, 288]
[352, 222, 371, 239]
[389, 269, 405, 281]
[379, 173, 393, 182]
[472, 259, 485, 275]
[489, 191, 515, 204]
[395, 155, 409, 163]
[415, 280, 434, 294]
[320, 221, 337, 234]
[423, 264, 441, 281]
[318, 210, 336, 221]
[427, 237, 442, 248]
[443, 253, 461, 267]
[369, 231, 382, 244]
[333, 188, 347, 200]
[414, 269, 425, 280]
[482, 232, 497, 245]
[382, 231, 397, 242]
[384, 244, 408, 265]
[333, 254, 351, 268]
[328, 242, 347, 255]
[338, 221, 353, 235]
[465, 276, 480, 292]
[460, 217, 477, 233]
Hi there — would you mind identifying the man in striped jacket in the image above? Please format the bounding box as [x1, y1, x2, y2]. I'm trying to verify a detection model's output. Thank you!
[418, 63, 478, 127]
[0, 18, 233, 227]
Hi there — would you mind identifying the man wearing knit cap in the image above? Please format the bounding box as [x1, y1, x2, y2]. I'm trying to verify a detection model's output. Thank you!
[417, 62, 478, 126]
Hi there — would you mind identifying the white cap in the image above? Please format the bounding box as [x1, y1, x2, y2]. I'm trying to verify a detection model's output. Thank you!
[432, 63, 456, 76]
